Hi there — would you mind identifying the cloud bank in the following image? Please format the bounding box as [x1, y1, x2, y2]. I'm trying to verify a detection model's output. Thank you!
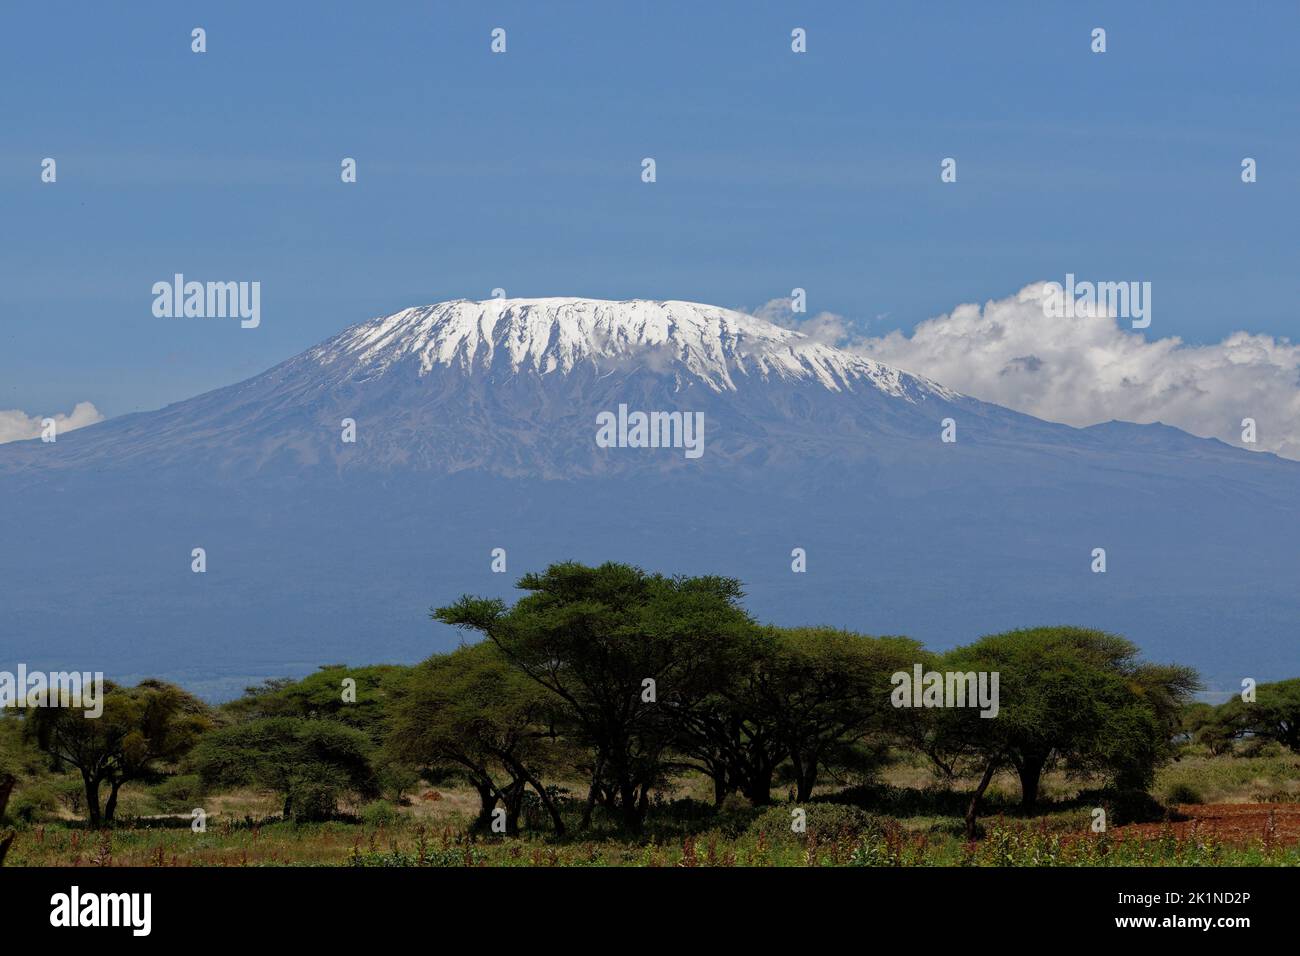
[759, 285, 1300, 461]
[0, 402, 104, 445]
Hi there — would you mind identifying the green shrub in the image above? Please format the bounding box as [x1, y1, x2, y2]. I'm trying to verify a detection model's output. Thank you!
[747, 803, 880, 847]
[151, 774, 203, 813]
[360, 800, 401, 827]
[289, 780, 341, 823]
[53, 776, 86, 816]
[1080, 787, 1169, 826]
[9, 782, 60, 823]
[1164, 782, 1204, 806]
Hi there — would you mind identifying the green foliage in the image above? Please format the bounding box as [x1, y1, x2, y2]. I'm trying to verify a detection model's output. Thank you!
[1, 714, 46, 821]
[1214, 678, 1300, 753]
[435, 561, 755, 831]
[359, 800, 401, 827]
[758, 626, 921, 800]
[386, 642, 571, 835]
[922, 628, 1197, 822]
[222, 665, 410, 743]
[1179, 702, 1235, 755]
[1082, 786, 1169, 826]
[748, 803, 881, 848]
[9, 781, 60, 822]
[194, 717, 376, 823]
[24, 679, 211, 826]
[1163, 781, 1204, 805]
[150, 773, 203, 813]
[9, 559, 1265, 867]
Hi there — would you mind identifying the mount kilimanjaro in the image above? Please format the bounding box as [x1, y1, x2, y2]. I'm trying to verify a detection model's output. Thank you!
[1, 298, 1295, 698]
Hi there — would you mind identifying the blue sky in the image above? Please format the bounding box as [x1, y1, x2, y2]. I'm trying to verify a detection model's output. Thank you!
[2, 1, 1297, 419]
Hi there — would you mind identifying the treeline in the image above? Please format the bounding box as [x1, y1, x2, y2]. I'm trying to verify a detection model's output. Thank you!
[3, 562, 1299, 846]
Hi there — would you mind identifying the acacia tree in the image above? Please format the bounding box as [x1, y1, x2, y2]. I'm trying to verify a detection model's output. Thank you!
[756, 627, 922, 801]
[26, 679, 210, 827]
[385, 642, 570, 835]
[923, 628, 1198, 837]
[435, 562, 753, 832]
[223, 665, 409, 742]
[1213, 678, 1300, 752]
[194, 717, 376, 822]
[669, 626, 784, 806]
[1179, 702, 1236, 756]
[223, 665, 418, 801]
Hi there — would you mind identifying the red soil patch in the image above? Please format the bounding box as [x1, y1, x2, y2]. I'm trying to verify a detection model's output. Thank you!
[1114, 803, 1300, 846]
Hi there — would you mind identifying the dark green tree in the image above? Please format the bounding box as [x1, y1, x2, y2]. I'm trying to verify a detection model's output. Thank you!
[386, 642, 570, 835]
[757, 627, 922, 801]
[1214, 678, 1300, 752]
[1178, 702, 1235, 756]
[26, 680, 211, 827]
[668, 626, 782, 806]
[921, 628, 1198, 837]
[222, 665, 409, 741]
[434, 561, 753, 832]
[194, 717, 376, 822]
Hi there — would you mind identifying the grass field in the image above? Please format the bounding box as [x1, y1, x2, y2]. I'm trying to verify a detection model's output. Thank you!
[6, 747, 1299, 867]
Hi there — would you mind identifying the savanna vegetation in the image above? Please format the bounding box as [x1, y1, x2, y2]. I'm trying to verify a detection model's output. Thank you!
[2, 562, 1298, 867]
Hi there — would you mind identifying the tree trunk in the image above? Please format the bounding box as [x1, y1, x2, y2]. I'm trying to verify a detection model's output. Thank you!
[1015, 754, 1044, 811]
[965, 759, 999, 840]
[530, 780, 566, 836]
[504, 758, 565, 837]
[473, 781, 496, 833]
[794, 759, 817, 802]
[104, 779, 123, 825]
[744, 760, 775, 806]
[0, 773, 15, 822]
[580, 755, 605, 830]
[84, 774, 102, 829]
[502, 780, 526, 836]
[283, 794, 293, 821]
[619, 779, 642, 833]
[711, 768, 728, 807]
[0, 830, 14, 867]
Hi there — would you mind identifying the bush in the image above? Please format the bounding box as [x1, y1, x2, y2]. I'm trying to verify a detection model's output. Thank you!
[360, 800, 401, 827]
[1164, 782, 1204, 806]
[289, 779, 341, 823]
[747, 803, 880, 847]
[151, 774, 203, 813]
[54, 776, 86, 816]
[1080, 787, 1170, 826]
[375, 761, 421, 803]
[9, 782, 60, 823]
[661, 796, 718, 823]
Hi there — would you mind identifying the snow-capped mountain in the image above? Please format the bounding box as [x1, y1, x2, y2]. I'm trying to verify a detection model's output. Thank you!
[1, 297, 1296, 697]
[0, 298, 981, 479]
[305, 298, 955, 398]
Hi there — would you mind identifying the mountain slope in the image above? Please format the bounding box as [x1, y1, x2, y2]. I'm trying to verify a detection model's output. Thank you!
[1, 298, 971, 478]
[1, 298, 1295, 697]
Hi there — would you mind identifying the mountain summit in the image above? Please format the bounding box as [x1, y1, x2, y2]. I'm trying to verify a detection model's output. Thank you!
[305, 298, 953, 399]
[1, 298, 981, 479]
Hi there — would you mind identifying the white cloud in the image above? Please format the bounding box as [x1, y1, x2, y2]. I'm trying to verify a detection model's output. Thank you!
[0, 401, 104, 445]
[751, 297, 850, 346]
[765, 284, 1300, 460]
